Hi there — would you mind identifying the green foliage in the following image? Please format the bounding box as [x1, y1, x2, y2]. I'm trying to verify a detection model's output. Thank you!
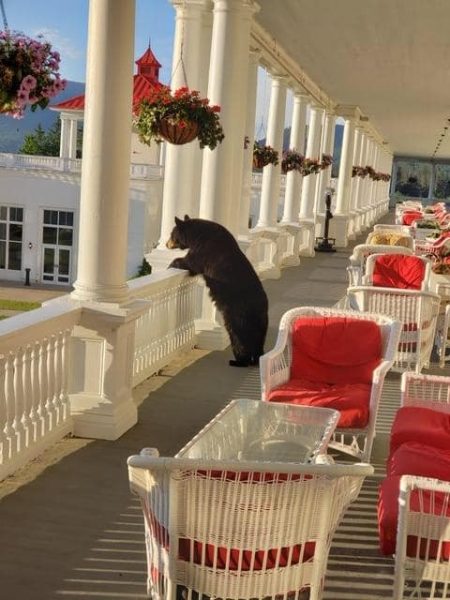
[0, 299, 41, 311]
[19, 119, 83, 157]
[137, 258, 152, 277]
[19, 120, 60, 156]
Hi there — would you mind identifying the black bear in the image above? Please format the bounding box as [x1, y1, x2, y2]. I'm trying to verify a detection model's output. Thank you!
[167, 215, 268, 367]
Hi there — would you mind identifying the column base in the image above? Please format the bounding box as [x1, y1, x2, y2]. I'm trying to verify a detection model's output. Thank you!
[248, 227, 282, 279]
[195, 320, 230, 350]
[194, 282, 230, 351]
[328, 213, 350, 247]
[298, 219, 316, 257]
[70, 393, 137, 440]
[277, 223, 301, 266]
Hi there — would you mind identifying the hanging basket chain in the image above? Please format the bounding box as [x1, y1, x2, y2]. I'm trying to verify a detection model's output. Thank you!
[169, 0, 189, 90]
[1, 0, 9, 30]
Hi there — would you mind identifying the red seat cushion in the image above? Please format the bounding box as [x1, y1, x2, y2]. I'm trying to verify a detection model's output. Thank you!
[378, 476, 450, 558]
[390, 406, 450, 456]
[290, 316, 382, 385]
[372, 254, 425, 290]
[267, 378, 371, 428]
[178, 538, 315, 571]
[388, 441, 450, 481]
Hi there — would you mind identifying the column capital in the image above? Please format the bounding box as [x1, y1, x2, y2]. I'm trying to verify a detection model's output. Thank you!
[171, 0, 209, 12]
[267, 69, 289, 82]
[336, 105, 361, 121]
[212, 0, 259, 15]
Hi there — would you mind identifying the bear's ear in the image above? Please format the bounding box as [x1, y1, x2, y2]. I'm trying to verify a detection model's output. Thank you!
[174, 216, 184, 227]
[184, 214, 190, 221]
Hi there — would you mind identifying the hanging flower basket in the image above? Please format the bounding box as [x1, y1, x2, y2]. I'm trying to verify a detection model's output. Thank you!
[134, 85, 224, 150]
[320, 154, 333, 169]
[0, 30, 66, 118]
[301, 158, 322, 176]
[281, 149, 304, 174]
[158, 117, 199, 145]
[253, 142, 279, 169]
[352, 165, 368, 178]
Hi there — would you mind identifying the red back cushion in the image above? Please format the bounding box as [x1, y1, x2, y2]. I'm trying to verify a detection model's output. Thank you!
[388, 441, 450, 481]
[372, 254, 426, 290]
[402, 211, 423, 225]
[290, 316, 382, 385]
[390, 406, 450, 456]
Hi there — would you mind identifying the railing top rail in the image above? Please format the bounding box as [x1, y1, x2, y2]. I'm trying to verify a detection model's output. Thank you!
[128, 269, 199, 298]
[0, 153, 163, 180]
[0, 297, 81, 353]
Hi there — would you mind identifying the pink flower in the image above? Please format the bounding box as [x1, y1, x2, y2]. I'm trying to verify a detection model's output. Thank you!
[20, 75, 37, 91]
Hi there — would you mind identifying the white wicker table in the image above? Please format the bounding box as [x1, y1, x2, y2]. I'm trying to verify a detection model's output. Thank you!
[176, 398, 339, 464]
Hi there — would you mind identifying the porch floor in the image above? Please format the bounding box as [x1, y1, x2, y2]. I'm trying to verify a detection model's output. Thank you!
[0, 211, 442, 599]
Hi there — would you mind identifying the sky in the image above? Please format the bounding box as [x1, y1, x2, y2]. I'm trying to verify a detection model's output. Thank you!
[1, 0, 175, 84]
[0, 0, 297, 129]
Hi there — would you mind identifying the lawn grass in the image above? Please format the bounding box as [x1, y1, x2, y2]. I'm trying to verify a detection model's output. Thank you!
[0, 299, 41, 311]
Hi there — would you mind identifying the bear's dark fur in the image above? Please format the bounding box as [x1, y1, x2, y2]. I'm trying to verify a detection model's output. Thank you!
[167, 216, 268, 367]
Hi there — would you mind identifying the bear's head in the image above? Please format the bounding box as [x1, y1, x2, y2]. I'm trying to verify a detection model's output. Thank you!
[166, 215, 191, 250]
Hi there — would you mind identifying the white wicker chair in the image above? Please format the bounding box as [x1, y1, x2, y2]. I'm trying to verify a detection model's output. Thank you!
[366, 230, 415, 249]
[361, 253, 433, 291]
[347, 286, 440, 373]
[347, 244, 414, 286]
[392, 373, 450, 599]
[259, 306, 401, 461]
[128, 449, 373, 600]
[373, 224, 414, 236]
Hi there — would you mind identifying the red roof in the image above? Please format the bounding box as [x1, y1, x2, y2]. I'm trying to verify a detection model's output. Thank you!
[135, 46, 161, 69]
[51, 46, 162, 113]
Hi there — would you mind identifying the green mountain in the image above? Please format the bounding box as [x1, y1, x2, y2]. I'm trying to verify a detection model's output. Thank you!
[0, 81, 85, 153]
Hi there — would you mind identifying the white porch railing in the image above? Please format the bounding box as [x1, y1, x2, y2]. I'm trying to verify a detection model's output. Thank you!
[0, 152, 163, 180]
[0, 271, 200, 480]
[0, 303, 81, 481]
[129, 271, 200, 387]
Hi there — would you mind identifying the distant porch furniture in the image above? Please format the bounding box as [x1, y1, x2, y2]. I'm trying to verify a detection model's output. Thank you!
[347, 243, 414, 286]
[347, 286, 440, 373]
[361, 253, 432, 291]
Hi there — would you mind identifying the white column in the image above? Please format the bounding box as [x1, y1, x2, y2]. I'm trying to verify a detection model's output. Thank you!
[68, 0, 140, 441]
[314, 110, 335, 214]
[239, 46, 260, 234]
[71, 0, 135, 304]
[299, 105, 324, 219]
[157, 0, 212, 251]
[335, 116, 356, 215]
[59, 116, 70, 158]
[68, 118, 78, 159]
[199, 0, 257, 232]
[281, 92, 308, 224]
[354, 131, 367, 212]
[390, 158, 398, 196]
[349, 127, 362, 211]
[256, 73, 288, 227]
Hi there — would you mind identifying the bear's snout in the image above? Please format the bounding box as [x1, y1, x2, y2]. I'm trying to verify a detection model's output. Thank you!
[166, 238, 177, 249]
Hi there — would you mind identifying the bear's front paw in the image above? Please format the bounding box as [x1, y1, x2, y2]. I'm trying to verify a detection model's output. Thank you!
[168, 258, 186, 270]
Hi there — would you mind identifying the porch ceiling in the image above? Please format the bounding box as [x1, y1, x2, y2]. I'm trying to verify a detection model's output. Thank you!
[256, 0, 450, 160]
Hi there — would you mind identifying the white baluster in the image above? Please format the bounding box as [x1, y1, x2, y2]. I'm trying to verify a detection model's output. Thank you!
[32, 341, 44, 440]
[38, 340, 50, 435]
[0, 357, 8, 464]
[5, 353, 18, 458]
[46, 336, 57, 430]
[21, 345, 34, 447]
[53, 333, 64, 426]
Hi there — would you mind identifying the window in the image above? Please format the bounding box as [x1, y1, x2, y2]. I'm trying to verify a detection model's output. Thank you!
[0, 206, 23, 270]
[42, 210, 74, 247]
